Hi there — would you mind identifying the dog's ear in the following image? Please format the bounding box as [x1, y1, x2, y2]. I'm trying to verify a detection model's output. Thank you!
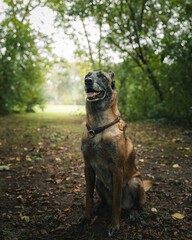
[109, 71, 115, 80]
[111, 80, 115, 90]
[109, 71, 115, 89]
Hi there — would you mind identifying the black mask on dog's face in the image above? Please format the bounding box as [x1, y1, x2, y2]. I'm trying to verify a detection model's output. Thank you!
[84, 71, 115, 102]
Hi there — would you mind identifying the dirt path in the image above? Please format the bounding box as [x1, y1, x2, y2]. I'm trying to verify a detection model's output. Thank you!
[0, 114, 191, 239]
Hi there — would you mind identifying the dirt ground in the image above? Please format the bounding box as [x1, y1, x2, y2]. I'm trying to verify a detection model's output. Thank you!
[0, 114, 191, 240]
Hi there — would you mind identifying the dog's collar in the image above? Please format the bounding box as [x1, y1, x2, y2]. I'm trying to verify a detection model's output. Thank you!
[86, 116, 121, 138]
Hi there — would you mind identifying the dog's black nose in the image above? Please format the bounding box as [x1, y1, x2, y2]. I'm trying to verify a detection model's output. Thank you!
[85, 77, 93, 86]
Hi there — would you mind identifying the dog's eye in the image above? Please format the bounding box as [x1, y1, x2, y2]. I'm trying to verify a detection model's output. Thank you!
[85, 72, 92, 78]
[97, 72, 102, 78]
[97, 72, 107, 80]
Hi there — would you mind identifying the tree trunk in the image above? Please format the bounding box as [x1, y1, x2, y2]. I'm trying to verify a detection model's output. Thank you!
[81, 18, 95, 70]
[127, 0, 164, 102]
[98, 22, 102, 70]
[145, 65, 164, 102]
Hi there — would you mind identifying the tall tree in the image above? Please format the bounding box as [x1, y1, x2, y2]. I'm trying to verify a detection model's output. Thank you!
[54, 0, 164, 101]
[49, 0, 113, 70]
[63, 0, 192, 121]
[0, 0, 51, 113]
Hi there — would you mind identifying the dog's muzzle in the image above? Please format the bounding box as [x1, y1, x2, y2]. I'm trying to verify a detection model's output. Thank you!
[85, 80, 106, 102]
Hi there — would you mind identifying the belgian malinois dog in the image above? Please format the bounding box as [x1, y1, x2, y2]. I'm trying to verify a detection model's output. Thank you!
[80, 71, 151, 236]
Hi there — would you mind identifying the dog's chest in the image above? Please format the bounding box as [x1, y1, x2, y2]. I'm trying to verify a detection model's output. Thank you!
[82, 137, 117, 190]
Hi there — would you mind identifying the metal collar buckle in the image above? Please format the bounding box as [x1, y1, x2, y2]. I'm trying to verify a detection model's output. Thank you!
[88, 129, 95, 138]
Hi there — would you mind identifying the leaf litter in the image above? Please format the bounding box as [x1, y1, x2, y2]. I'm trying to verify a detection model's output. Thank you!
[0, 115, 191, 240]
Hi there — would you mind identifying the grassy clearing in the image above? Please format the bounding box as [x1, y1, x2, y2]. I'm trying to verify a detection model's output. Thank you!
[36, 104, 85, 115]
[0, 112, 84, 164]
[0, 111, 84, 133]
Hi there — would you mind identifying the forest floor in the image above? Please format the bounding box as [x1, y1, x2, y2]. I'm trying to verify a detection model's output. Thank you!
[0, 113, 191, 240]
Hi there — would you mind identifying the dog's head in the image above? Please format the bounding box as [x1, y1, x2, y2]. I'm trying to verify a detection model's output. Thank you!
[84, 71, 115, 103]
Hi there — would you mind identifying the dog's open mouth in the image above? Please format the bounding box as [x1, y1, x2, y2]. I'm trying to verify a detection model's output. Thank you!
[86, 89, 106, 101]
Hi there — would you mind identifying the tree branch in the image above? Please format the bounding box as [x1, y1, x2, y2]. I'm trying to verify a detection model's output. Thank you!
[107, 35, 144, 71]
[126, 0, 164, 101]
[80, 17, 95, 69]
[98, 22, 102, 69]
[139, 0, 148, 31]
[21, 0, 45, 23]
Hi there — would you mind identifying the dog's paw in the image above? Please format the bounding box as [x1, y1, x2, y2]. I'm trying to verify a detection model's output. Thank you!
[107, 224, 119, 237]
[78, 216, 91, 225]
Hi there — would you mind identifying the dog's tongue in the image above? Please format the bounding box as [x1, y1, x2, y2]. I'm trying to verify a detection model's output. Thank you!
[87, 92, 98, 98]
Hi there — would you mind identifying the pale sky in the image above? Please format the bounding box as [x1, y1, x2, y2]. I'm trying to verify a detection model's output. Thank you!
[0, 1, 120, 62]
[29, 6, 77, 60]
[0, 2, 79, 60]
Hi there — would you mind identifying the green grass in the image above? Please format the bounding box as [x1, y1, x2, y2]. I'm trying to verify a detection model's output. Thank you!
[42, 104, 85, 115]
[0, 112, 84, 128]
[0, 112, 84, 152]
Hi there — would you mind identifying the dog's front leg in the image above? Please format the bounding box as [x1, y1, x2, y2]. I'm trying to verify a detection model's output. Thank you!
[85, 163, 95, 219]
[79, 163, 95, 224]
[108, 167, 122, 237]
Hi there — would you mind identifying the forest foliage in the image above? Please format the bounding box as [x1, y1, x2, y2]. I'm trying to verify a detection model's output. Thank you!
[0, 0, 51, 113]
[0, 0, 191, 123]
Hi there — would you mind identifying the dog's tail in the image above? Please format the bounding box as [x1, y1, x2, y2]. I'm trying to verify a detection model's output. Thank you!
[143, 180, 153, 192]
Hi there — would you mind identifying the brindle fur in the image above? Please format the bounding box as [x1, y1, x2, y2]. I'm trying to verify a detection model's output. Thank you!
[80, 71, 146, 236]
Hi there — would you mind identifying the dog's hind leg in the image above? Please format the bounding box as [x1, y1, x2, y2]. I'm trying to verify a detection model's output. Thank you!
[130, 177, 146, 209]
[121, 177, 146, 211]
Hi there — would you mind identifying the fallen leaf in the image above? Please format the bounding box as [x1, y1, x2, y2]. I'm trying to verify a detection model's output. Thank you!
[160, 163, 166, 166]
[177, 147, 183, 150]
[55, 157, 62, 162]
[172, 164, 180, 168]
[91, 216, 98, 225]
[172, 138, 183, 143]
[171, 213, 185, 220]
[56, 178, 63, 184]
[64, 207, 72, 213]
[73, 185, 80, 192]
[17, 195, 23, 202]
[184, 147, 190, 151]
[57, 146, 65, 150]
[53, 224, 66, 231]
[0, 165, 10, 171]
[147, 174, 155, 179]
[21, 215, 30, 222]
[151, 207, 158, 213]
[139, 159, 144, 162]
[67, 153, 72, 160]
[45, 178, 53, 182]
[26, 155, 32, 161]
[40, 229, 48, 235]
